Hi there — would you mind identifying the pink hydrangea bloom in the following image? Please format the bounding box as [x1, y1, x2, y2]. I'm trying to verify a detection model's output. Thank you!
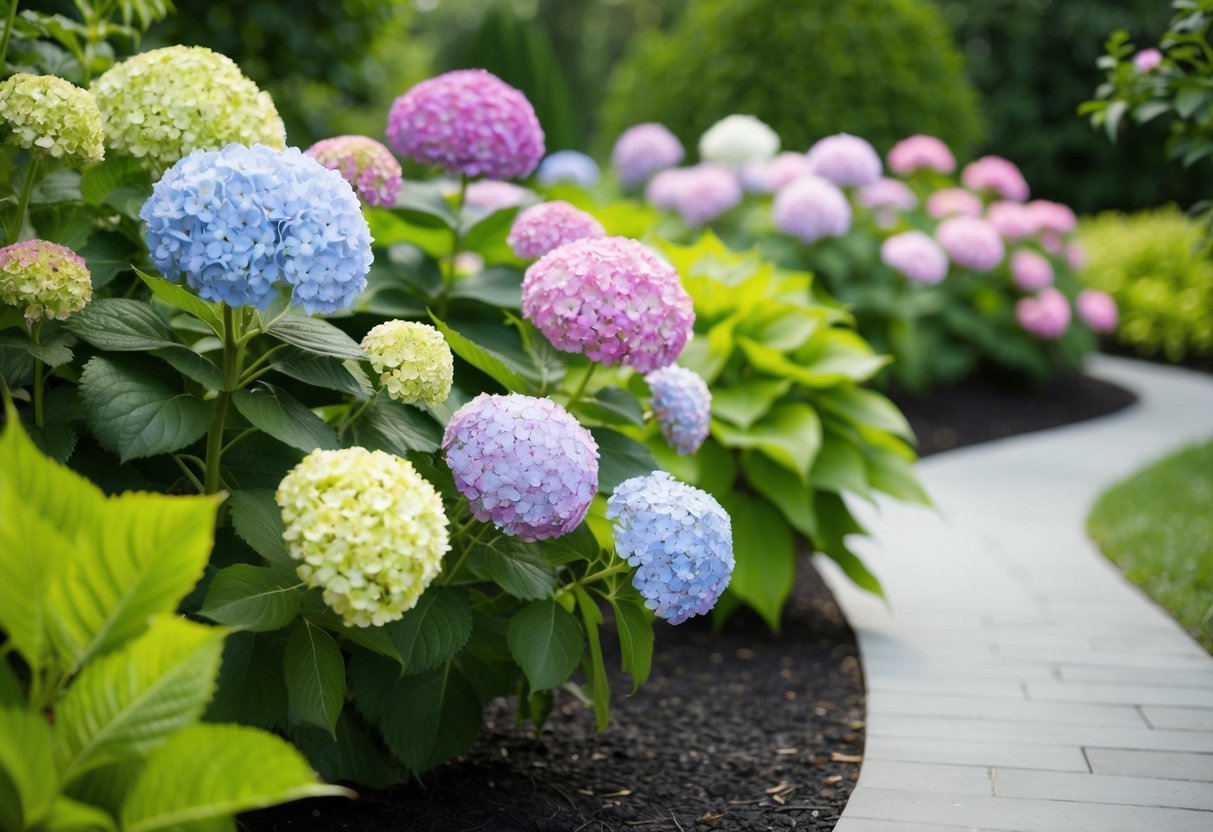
[935, 216, 1005, 272]
[1134, 48, 1163, 72]
[612, 123, 685, 187]
[387, 69, 544, 180]
[887, 134, 956, 175]
[987, 200, 1037, 241]
[1026, 200, 1077, 235]
[961, 155, 1029, 201]
[881, 231, 948, 284]
[305, 135, 402, 208]
[1076, 289, 1118, 333]
[1065, 241, 1088, 272]
[1010, 249, 1054, 291]
[805, 133, 882, 187]
[673, 164, 743, 226]
[507, 200, 606, 260]
[522, 236, 694, 373]
[465, 180, 528, 212]
[739, 152, 815, 193]
[926, 188, 984, 219]
[645, 167, 688, 210]
[772, 175, 851, 244]
[1016, 287, 1071, 339]
[858, 178, 918, 211]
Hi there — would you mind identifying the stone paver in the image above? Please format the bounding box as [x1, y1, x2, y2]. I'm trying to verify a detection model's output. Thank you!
[818, 357, 1213, 829]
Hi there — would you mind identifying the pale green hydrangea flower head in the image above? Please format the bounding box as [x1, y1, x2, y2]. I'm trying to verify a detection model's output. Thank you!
[0, 73, 104, 166]
[0, 240, 93, 322]
[276, 447, 450, 628]
[91, 45, 286, 169]
[361, 320, 454, 406]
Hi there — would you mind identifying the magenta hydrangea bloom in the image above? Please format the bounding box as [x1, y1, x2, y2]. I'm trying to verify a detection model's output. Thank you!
[646, 365, 711, 456]
[805, 133, 882, 187]
[305, 135, 402, 208]
[926, 188, 983, 219]
[935, 216, 1005, 272]
[881, 231, 948, 285]
[1134, 48, 1163, 72]
[465, 180, 528, 213]
[522, 236, 693, 373]
[1065, 241, 1088, 272]
[612, 123, 685, 188]
[857, 178, 918, 211]
[442, 393, 599, 541]
[1026, 200, 1077, 236]
[772, 175, 851, 244]
[1016, 287, 1071, 339]
[1076, 289, 1118, 333]
[740, 152, 815, 194]
[1010, 249, 1054, 291]
[507, 200, 606, 260]
[887, 134, 956, 176]
[673, 164, 742, 226]
[961, 156, 1029, 201]
[387, 69, 544, 180]
[987, 200, 1037, 242]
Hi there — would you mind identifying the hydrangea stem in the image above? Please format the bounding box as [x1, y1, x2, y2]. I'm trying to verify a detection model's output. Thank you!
[7, 156, 38, 245]
[0, 0, 18, 74]
[439, 173, 470, 318]
[564, 363, 596, 411]
[203, 305, 241, 494]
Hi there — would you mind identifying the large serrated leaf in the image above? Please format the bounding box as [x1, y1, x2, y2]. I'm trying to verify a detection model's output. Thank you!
[0, 705, 58, 830]
[611, 596, 654, 691]
[200, 565, 303, 632]
[350, 397, 441, 455]
[283, 620, 345, 736]
[205, 632, 288, 730]
[227, 490, 293, 569]
[266, 314, 366, 360]
[232, 385, 338, 454]
[572, 587, 609, 732]
[590, 427, 660, 493]
[429, 313, 528, 392]
[66, 298, 175, 351]
[135, 269, 222, 334]
[720, 493, 794, 631]
[711, 402, 821, 483]
[376, 663, 482, 775]
[471, 539, 558, 600]
[269, 348, 373, 398]
[386, 589, 473, 675]
[507, 600, 583, 691]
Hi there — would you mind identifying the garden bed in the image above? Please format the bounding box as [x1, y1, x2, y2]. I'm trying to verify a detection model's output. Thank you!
[246, 368, 1136, 832]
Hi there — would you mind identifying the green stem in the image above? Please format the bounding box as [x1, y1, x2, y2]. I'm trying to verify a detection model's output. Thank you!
[438, 173, 469, 319]
[238, 343, 288, 386]
[337, 389, 379, 438]
[564, 364, 597, 411]
[8, 155, 37, 245]
[202, 305, 240, 494]
[0, 0, 18, 74]
[558, 559, 630, 595]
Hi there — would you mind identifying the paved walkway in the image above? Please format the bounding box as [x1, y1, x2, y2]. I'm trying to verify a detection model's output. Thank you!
[817, 356, 1213, 832]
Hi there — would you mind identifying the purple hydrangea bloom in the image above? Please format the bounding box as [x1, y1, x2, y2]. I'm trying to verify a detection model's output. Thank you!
[644, 167, 689, 210]
[536, 150, 600, 188]
[961, 155, 1029, 202]
[507, 200, 606, 260]
[645, 365, 711, 456]
[739, 152, 815, 193]
[672, 164, 742, 226]
[881, 231, 948, 285]
[1010, 249, 1054, 291]
[857, 178, 917, 211]
[612, 123, 685, 187]
[387, 69, 545, 180]
[935, 216, 1005, 272]
[465, 179, 529, 212]
[887, 134, 956, 176]
[805, 133, 882, 187]
[607, 471, 734, 625]
[926, 188, 983, 219]
[1076, 289, 1118, 333]
[141, 143, 373, 313]
[772, 175, 851, 244]
[1016, 287, 1071, 340]
[522, 236, 694, 373]
[304, 135, 402, 207]
[442, 393, 599, 541]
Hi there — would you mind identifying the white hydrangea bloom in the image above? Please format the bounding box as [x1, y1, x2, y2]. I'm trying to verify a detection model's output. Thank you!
[361, 320, 454, 405]
[698, 114, 780, 167]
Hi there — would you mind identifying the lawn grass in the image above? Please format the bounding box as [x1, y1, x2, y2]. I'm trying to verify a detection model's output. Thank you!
[1088, 438, 1213, 652]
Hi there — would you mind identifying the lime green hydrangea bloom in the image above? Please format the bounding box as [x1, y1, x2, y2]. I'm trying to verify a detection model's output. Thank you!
[0, 73, 104, 166]
[361, 320, 454, 405]
[276, 447, 450, 628]
[91, 45, 286, 169]
[0, 240, 93, 321]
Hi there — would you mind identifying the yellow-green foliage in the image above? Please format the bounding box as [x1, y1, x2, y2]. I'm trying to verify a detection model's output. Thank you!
[1079, 207, 1213, 361]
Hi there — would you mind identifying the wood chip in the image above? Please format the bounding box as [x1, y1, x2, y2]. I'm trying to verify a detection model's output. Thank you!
[576, 788, 595, 796]
[698, 811, 729, 825]
[776, 747, 799, 755]
[764, 780, 793, 795]
[601, 789, 633, 798]
[831, 752, 863, 764]
[825, 775, 843, 784]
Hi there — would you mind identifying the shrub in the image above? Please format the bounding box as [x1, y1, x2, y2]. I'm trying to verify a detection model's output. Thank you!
[1078, 207, 1213, 362]
[599, 0, 984, 160]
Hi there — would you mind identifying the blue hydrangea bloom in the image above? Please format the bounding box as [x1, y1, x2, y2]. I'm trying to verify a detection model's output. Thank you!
[536, 150, 600, 188]
[646, 365, 711, 456]
[607, 471, 733, 625]
[141, 143, 373, 313]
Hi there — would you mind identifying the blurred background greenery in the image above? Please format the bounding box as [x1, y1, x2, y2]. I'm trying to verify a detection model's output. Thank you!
[135, 0, 1203, 213]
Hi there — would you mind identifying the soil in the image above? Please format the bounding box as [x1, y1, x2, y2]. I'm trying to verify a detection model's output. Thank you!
[246, 370, 1137, 832]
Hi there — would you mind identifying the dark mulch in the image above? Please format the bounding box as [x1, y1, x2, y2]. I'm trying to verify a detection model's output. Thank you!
[246, 368, 1138, 832]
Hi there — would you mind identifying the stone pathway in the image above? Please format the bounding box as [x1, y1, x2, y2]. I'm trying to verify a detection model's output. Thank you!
[817, 356, 1213, 832]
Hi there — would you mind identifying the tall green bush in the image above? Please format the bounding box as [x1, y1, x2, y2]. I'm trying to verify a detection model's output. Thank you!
[598, 0, 984, 158]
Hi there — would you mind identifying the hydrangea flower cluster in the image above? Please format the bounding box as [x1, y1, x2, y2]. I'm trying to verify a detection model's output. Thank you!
[1134, 48, 1163, 73]
[507, 201, 605, 260]
[1016, 287, 1071, 339]
[442, 393, 599, 541]
[522, 236, 694, 373]
[0, 74, 104, 166]
[387, 69, 544, 180]
[772, 175, 851, 244]
[1076, 289, 1118, 333]
[1010, 250, 1054, 291]
[0, 240, 92, 321]
[645, 366, 711, 456]
[305, 135, 403, 208]
[1026, 200, 1077, 235]
[1065, 241, 1088, 272]
[612, 123, 685, 187]
[887, 134, 956, 176]
[607, 472, 733, 626]
[987, 201, 1036, 242]
[465, 180, 529, 212]
[142, 144, 373, 314]
[276, 447, 450, 628]
[644, 168, 688, 210]
[698, 114, 779, 167]
[536, 150, 601, 188]
[805, 133, 882, 187]
[926, 188, 983, 219]
[857, 178, 918, 212]
[961, 155, 1030, 201]
[361, 320, 453, 405]
[739, 152, 815, 193]
[672, 164, 743, 226]
[881, 231, 949, 285]
[935, 216, 1005, 272]
[91, 46, 285, 169]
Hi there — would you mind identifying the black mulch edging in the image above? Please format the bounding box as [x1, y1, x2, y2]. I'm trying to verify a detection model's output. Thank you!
[246, 369, 1138, 832]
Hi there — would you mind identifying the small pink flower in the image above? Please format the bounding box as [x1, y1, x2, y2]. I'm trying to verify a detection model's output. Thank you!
[926, 188, 984, 219]
[987, 201, 1037, 242]
[1010, 250, 1054, 291]
[881, 231, 948, 284]
[305, 135, 402, 207]
[1076, 290, 1118, 333]
[1026, 200, 1077, 235]
[858, 178, 918, 211]
[772, 175, 851, 244]
[1065, 241, 1088, 272]
[612, 123, 685, 187]
[507, 201, 606, 260]
[887, 134, 956, 176]
[645, 168, 689, 210]
[1016, 287, 1071, 340]
[465, 180, 528, 212]
[1133, 48, 1163, 73]
[935, 216, 1005, 272]
[962, 156, 1029, 202]
[673, 164, 743, 226]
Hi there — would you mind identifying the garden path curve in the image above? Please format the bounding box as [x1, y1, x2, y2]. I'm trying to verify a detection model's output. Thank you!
[818, 355, 1213, 832]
